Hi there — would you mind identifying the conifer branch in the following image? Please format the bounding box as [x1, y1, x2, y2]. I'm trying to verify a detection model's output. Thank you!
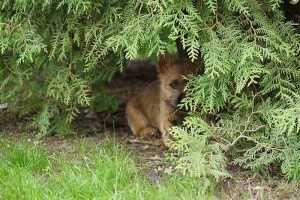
[244, 14, 257, 44]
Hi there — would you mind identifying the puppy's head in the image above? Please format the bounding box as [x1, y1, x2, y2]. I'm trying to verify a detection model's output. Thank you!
[157, 54, 195, 108]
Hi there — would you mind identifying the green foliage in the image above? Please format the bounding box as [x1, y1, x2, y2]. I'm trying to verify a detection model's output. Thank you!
[0, 0, 120, 136]
[170, 0, 300, 182]
[168, 115, 229, 181]
[91, 90, 119, 113]
[1, 0, 300, 183]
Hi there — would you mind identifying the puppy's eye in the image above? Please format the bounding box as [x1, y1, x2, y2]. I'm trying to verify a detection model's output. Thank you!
[169, 81, 178, 89]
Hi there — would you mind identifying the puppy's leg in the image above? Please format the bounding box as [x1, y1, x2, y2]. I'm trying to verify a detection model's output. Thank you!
[159, 113, 172, 144]
[126, 99, 157, 138]
[158, 102, 175, 144]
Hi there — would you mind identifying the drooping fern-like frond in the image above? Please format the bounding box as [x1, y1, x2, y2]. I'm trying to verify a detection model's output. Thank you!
[1, 0, 300, 182]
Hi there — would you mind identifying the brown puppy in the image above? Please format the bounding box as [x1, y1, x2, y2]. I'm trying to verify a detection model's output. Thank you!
[126, 54, 194, 144]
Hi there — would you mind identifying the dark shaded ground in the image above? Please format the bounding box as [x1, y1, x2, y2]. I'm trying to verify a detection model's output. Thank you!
[1, 59, 300, 199]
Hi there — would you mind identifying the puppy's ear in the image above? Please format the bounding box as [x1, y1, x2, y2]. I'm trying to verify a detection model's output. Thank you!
[156, 54, 174, 74]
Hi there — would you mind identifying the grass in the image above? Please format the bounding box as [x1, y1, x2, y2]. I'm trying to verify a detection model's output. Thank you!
[0, 137, 215, 200]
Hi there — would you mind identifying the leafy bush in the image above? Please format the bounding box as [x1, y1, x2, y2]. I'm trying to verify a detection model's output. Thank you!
[1, 0, 300, 181]
[167, 0, 300, 181]
[0, 0, 121, 136]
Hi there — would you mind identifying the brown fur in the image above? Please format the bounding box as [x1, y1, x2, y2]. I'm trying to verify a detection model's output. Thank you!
[126, 54, 195, 144]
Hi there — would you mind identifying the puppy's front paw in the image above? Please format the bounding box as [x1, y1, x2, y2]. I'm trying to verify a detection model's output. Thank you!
[140, 126, 158, 139]
[161, 134, 169, 145]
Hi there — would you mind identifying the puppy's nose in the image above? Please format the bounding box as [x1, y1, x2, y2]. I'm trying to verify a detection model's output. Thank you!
[177, 93, 185, 104]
